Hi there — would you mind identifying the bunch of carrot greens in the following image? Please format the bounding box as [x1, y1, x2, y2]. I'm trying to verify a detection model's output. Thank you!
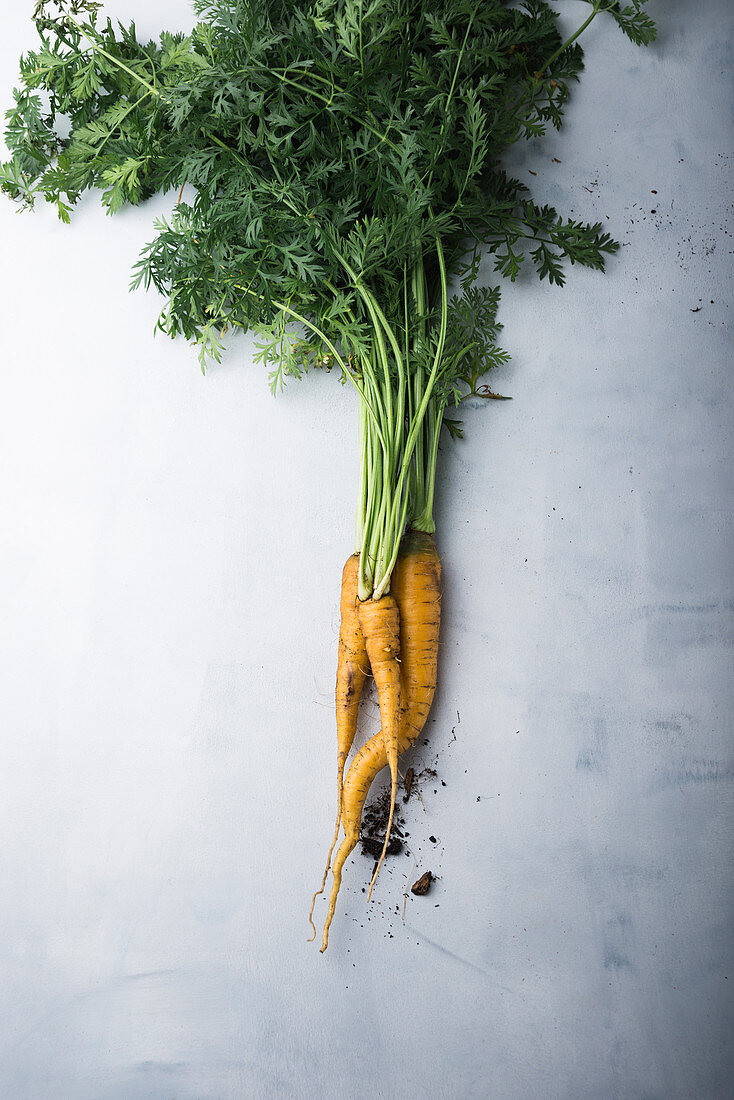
[2, 0, 656, 949]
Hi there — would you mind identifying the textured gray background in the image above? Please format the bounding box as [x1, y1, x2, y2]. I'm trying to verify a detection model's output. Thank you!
[1, 1, 732, 1097]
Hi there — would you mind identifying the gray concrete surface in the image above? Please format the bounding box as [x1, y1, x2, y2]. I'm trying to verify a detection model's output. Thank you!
[0, 1, 732, 1097]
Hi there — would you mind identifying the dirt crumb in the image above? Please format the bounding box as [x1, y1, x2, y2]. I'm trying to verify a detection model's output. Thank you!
[411, 871, 434, 896]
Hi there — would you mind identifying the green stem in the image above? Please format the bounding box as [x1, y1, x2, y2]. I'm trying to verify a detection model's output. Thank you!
[372, 238, 449, 598]
[505, 2, 606, 134]
[358, 365, 384, 600]
[423, 7, 478, 192]
[355, 396, 368, 552]
[239, 283, 386, 450]
[94, 90, 152, 155]
[65, 14, 162, 98]
[410, 254, 428, 519]
[538, 4, 602, 78]
[412, 399, 444, 534]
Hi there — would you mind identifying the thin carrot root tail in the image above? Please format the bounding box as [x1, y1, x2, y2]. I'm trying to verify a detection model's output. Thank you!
[357, 594, 401, 902]
[307, 761, 346, 941]
[320, 824, 359, 953]
[366, 760, 397, 902]
[322, 736, 384, 949]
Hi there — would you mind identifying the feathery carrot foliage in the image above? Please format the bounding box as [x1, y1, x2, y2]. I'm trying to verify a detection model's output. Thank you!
[2, 1, 655, 593]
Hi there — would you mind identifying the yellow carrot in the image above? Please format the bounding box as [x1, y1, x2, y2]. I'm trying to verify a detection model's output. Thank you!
[357, 592, 402, 899]
[320, 531, 441, 951]
[308, 553, 369, 939]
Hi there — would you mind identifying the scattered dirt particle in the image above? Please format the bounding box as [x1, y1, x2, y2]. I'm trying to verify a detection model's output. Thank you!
[411, 871, 433, 896]
[362, 835, 403, 859]
[360, 789, 406, 862]
[403, 767, 414, 803]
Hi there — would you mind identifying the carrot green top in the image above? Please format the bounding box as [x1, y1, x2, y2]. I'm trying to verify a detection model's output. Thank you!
[1, 0, 656, 596]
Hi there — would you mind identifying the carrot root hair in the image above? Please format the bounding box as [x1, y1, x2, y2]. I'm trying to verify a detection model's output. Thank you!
[307, 776, 344, 941]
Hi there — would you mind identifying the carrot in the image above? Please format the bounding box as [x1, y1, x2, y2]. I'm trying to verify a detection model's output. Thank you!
[391, 530, 442, 749]
[308, 553, 369, 939]
[320, 530, 441, 951]
[335, 553, 371, 816]
[357, 592, 402, 899]
[363, 529, 442, 898]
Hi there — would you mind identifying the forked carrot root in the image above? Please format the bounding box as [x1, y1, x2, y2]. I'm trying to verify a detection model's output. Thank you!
[320, 531, 441, 951]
